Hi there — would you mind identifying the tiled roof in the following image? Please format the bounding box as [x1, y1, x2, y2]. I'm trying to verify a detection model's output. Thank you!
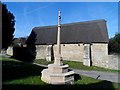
[26, 19, 109, 45]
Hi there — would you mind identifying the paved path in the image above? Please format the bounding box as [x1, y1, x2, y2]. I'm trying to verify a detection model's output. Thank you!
[73, 69, 120, 83]
[32, 63, 120, 83]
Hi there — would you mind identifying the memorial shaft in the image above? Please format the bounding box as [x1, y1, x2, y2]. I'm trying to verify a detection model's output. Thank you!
[54, 11, 62, 65]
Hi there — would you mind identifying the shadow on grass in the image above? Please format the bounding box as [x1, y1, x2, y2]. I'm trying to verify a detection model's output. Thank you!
[2, 60, 46, 82]
[74, 73, 81, 81]
[2, 81, 115, 90]
[2, 59, 116, 90]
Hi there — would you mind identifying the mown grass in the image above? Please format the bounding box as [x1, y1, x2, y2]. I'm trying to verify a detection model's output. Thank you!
[34, 59, 120, 73]
[2, 57, 120, 90]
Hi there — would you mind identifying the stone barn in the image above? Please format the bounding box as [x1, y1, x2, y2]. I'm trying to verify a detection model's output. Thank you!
[26, 19, 109, 68]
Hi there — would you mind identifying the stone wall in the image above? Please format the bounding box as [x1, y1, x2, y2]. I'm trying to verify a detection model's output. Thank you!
[7, 43, 109, 69]
[53, 44, 84, 62]
[35, 43, 109, 68]
[7, 44, 120, 70]
[91, 43, 108, 68]
[35, 44, 84, 62]
[35, 45, 48, 60]
[108, 54, 120, 70]
[7, 47, 13, 56]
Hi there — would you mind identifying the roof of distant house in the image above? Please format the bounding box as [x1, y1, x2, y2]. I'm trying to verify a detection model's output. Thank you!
[13, 38, 27, 45]
[26, 19, 109, 45]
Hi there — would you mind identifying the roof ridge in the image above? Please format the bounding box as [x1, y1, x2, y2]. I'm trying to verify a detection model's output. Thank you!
[33, 19, 106, 29]
[62, 19, 106, 26]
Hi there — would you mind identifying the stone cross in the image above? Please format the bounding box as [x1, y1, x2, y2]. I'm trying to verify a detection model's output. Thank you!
[54, 11, 63, 65]
[41, 11, 74, 84]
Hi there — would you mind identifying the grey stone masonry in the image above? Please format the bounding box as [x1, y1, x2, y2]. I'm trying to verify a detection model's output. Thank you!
[46, 45, 52, 61]
[7, 47, 13, 56]
[41, 64, 74, 84]
[108, 54, 120, 70]
[83, 44, 91, 66]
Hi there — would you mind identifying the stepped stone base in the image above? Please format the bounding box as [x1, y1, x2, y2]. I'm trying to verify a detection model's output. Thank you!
[41, 64, 74, 84]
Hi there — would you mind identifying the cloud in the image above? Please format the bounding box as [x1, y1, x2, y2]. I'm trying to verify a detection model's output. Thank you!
[24, 3, 54, 15]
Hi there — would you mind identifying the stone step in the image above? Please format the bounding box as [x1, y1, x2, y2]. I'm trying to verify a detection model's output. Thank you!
[48, 64, 69, 73]
[50, 71, 74, 77]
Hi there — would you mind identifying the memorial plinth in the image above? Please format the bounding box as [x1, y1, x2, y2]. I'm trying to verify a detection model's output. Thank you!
[41, 64, 74, 84]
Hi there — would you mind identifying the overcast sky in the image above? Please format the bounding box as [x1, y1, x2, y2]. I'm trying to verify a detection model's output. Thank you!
[3, 2, 118, 38]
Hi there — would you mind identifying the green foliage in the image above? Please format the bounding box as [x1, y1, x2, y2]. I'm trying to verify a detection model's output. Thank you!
[2, 3, 15, 50]
[108, 33, 120, 54]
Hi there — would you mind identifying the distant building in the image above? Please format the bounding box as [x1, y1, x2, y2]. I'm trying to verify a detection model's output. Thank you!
[12, 37, 27, 47]
[26, 19, 109, 68]
[7, 37, 27, 56]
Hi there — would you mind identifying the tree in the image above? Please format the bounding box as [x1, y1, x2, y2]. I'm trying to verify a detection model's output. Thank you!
[108, 33, 120, 54]
[2, 3, 15, 50]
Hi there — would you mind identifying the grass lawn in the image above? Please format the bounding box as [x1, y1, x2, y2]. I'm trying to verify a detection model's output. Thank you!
[2, 56, 120, 90]
[34, 59, 120, 73]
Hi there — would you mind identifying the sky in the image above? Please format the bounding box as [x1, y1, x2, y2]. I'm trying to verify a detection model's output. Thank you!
[3, 2, 118, 38]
